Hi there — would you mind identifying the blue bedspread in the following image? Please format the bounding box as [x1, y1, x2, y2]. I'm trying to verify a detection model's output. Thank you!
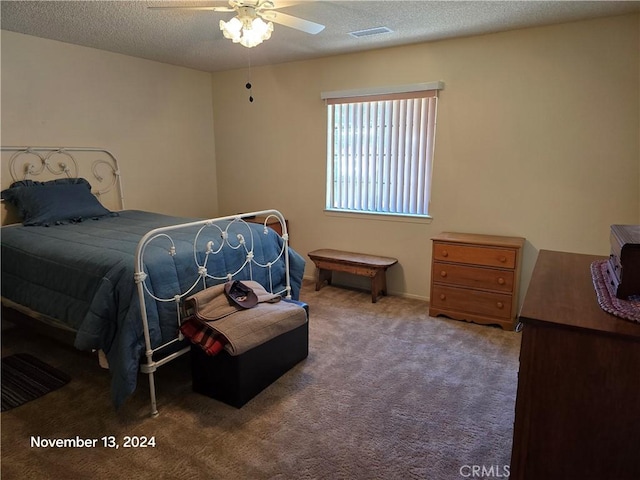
[1, 210, 305, 408]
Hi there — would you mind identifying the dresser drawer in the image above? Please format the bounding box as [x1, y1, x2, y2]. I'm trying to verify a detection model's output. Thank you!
[610, 230, 623, 263]
[433, 243, 516, 269]
[432, 261, 515, 293]
[607, 252, 622, 284]
[430, 285, 513, 319]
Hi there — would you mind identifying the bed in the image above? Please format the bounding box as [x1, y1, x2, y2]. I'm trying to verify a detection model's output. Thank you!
[1, 146, 305, 415]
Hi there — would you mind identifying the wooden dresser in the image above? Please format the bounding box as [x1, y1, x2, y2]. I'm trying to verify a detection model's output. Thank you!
[429, 232, 525, 330]
[510, 250, 640, 480]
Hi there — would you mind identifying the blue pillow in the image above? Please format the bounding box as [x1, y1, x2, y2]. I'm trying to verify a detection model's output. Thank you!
[1, 178, 113, 226]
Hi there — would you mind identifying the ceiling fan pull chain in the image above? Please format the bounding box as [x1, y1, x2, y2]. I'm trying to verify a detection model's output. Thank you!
[246, 50, 254, 103]
[246, 82, 254, 103]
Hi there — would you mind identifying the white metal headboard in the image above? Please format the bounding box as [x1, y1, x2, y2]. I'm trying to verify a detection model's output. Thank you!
[1, 146, 125, 224]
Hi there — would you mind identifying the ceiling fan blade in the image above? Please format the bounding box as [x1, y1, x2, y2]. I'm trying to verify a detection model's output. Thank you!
[260, 11, 325, 34]
[258, 1, 300, 8]
[147, 6, 235, 12]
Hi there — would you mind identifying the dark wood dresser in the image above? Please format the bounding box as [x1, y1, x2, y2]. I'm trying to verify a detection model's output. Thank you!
[510, 250, 640, 480]
[245, 216, 288, 237]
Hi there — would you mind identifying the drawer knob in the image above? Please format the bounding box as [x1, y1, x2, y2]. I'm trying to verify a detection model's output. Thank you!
[497, 277, 505, 285]
[496, 302, 504, 309]
[441, 250, 449, 258]
[440, 294, 446, 301]
[440, 270, 447, 278]
[498, 256, 507, 263]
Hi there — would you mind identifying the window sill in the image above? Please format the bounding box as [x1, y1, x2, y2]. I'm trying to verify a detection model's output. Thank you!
[324, 209, 433, 224]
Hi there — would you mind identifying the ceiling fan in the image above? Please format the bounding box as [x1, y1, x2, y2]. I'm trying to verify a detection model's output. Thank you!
[149, 1, 325, 48]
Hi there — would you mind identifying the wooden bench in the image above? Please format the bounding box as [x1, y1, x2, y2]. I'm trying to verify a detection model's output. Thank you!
[307, 249, 398, 303]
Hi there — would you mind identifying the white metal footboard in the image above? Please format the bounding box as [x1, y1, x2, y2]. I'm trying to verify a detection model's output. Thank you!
[133, 210, 291, 417]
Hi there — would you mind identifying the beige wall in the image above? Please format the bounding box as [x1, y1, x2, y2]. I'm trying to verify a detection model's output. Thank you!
[1, 30, 218, 218]
[212, 14, 640, 303]
[2, 14, 639, 304]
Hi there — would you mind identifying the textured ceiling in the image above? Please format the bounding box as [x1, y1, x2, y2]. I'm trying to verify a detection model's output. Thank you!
[2, 1, 639, 72]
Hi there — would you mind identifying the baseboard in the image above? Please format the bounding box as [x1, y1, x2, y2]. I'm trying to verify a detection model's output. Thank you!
[301, 274, 429, 302]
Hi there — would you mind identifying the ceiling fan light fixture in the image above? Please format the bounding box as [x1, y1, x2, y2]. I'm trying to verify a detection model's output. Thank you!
[220, 17, 243, 41]
[151, 1, 325, 51]
[220, 14, 273, 48]
[244, 17, 273, 47]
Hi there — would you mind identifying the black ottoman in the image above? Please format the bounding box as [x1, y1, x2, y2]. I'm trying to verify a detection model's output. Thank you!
[191, 303, 309, 408]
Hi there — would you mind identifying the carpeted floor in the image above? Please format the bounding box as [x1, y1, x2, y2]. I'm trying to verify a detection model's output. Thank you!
[1, 280, 521, 480]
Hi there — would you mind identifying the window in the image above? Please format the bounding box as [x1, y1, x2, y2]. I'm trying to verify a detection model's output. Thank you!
[322, 82, 442, 218]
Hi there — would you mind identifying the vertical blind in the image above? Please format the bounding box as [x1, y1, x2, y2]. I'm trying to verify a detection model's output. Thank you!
[324, 87, 439, 217]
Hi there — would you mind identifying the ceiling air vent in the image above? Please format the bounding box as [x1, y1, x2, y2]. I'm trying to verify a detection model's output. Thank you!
[349, 26, 393, 38]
